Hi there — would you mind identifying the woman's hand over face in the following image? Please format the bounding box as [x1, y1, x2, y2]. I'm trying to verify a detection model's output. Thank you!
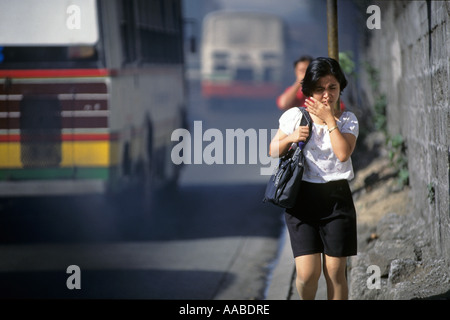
[305, 97, 335, 124]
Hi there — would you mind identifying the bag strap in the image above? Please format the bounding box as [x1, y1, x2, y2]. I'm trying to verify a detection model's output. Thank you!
[287, 107, 312, 161]
[298, 107, 312, 146]
[284, 107, 313, 160]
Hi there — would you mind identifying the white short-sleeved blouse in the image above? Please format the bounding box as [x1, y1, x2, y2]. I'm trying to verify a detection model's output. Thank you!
[279, 107, 359, 183]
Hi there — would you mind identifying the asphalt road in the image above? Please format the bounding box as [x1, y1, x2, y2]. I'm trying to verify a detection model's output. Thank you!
[0, 183, 284, 299]
[0, 81, 286, 299]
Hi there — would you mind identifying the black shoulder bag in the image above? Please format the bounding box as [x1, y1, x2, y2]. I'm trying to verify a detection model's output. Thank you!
[263, 107, 312, 208]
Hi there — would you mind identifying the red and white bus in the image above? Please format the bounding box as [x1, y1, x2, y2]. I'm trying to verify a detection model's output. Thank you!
[0, 0, 187, 197]
[201, 11, 286, 104]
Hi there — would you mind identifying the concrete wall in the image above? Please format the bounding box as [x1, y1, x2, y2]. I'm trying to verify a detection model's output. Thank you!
[361, 0, 449, 262]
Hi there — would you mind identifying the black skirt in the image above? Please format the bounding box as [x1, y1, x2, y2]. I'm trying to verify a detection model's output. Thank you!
[284, 179, 357, 257]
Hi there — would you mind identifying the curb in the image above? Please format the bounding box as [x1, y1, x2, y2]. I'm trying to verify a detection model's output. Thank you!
[265, 226, 297, 300]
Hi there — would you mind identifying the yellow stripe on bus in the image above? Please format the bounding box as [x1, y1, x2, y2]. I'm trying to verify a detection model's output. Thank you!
[0, 141, 119, 168]
[0, 143, 21, 168]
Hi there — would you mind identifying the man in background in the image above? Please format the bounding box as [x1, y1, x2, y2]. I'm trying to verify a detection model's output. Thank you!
[276, 55, 313, 111]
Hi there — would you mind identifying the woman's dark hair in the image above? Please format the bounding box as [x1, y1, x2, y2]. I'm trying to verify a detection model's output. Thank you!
[301, 57, 348, 97]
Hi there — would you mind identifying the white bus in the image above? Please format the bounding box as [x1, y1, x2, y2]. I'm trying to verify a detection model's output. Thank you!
[201, 11, 286, 103]
[0, 0, 187, 198]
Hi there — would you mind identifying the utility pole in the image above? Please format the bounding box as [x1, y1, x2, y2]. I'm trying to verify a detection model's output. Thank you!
[327, 0, 341, 112]
[327, 0, 339, 61]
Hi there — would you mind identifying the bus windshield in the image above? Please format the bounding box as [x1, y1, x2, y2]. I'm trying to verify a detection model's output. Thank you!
[0, 0, 100, 68]
[206, 14, 283, 48]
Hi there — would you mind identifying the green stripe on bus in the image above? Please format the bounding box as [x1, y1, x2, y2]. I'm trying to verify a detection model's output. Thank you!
[0, 167, 110, 181]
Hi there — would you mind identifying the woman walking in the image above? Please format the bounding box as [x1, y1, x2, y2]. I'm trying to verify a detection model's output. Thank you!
[269, 57, 359, 300]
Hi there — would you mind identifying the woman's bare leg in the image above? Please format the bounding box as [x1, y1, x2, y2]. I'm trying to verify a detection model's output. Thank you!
[323, 254, 348, 300]
[294, 253, 322, 300]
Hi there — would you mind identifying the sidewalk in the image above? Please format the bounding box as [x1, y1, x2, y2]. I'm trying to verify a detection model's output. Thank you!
[265, 226, 327, 300]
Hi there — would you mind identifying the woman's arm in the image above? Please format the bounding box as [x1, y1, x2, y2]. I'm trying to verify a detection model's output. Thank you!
[277, 82, 302, 111]
[305, 97, 357, 162]
[328, 128, 357, 162]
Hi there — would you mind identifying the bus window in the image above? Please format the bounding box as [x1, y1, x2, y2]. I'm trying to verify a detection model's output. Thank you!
[120, 0, 183, 65]
[0, 0, 100, 69]
[0, 0, 98, 46]
[0, 46, 99, 68]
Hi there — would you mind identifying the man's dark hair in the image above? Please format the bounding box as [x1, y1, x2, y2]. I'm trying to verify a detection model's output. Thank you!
[301, 57, 348, 97]
[293, 55, 313, 68]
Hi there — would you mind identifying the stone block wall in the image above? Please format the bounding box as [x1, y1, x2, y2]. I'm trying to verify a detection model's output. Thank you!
[361, 0, 449, 263]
